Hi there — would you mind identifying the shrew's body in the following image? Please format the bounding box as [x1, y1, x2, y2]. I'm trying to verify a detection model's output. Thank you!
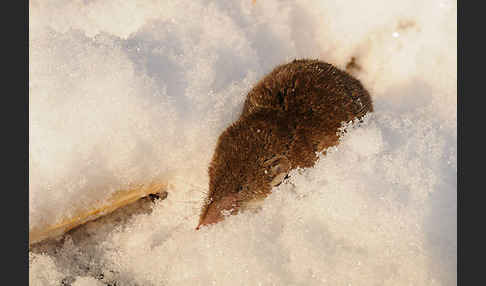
[197, 59, 373, 228]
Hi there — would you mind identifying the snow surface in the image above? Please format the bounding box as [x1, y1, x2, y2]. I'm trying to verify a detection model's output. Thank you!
[29, 0, 456, 285]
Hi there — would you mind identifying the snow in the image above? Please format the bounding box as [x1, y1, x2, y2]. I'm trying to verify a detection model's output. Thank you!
[29, 0, 456, 285]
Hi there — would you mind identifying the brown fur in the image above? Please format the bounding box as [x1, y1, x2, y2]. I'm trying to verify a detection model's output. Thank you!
[197, 59, 373, 229]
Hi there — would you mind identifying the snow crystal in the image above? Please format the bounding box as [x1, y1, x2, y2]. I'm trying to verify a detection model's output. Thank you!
[29, 253, 63, 286]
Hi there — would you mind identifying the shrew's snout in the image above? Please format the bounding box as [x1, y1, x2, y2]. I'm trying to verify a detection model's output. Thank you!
[196, 192, 240, 230]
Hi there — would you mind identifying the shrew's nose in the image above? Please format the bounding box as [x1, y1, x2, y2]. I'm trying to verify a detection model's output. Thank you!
[196, 193, 240, 230]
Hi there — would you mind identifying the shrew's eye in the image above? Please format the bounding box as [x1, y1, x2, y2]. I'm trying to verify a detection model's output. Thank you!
[237, 186, 243, 192]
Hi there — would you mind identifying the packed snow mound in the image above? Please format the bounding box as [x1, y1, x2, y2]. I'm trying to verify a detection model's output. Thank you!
[29, 0, 456, 285]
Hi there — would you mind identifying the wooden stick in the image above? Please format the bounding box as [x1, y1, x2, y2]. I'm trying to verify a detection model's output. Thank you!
[29, 182, 167, 246]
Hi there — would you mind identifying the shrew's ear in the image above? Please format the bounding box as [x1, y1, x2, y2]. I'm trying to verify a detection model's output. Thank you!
[263, 155, 291, 187]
